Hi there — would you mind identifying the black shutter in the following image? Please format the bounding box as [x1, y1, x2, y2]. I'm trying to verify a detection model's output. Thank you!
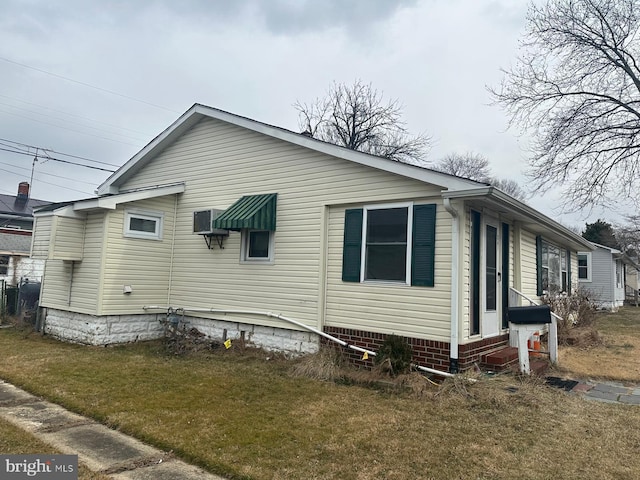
[342, 209, 363, 282]
[411, 204, 437, 287]
[567, 249, 572, 295]
[536, 235, 543, 296]
[502, 223, 510, 329]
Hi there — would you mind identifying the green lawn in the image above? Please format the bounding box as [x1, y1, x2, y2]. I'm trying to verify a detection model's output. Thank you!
[1, 324, 640, 479]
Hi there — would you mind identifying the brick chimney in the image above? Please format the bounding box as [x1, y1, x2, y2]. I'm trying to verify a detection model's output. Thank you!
[17, 182, 29, 199]
[14, 182, 29, 208]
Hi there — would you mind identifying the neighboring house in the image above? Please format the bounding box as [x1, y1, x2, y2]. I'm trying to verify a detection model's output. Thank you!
[0, 182, 49, 286]
[578, 242, 640, 310]
[31, 104, 594, 373]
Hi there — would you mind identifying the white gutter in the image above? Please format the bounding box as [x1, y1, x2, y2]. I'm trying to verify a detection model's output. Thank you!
[443, 198, 460, 373]
[143, 305, 455, 378]
[442, 187, 595, 252]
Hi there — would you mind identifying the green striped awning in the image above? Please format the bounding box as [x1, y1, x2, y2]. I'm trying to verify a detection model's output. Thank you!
[213, 193, 277, 231]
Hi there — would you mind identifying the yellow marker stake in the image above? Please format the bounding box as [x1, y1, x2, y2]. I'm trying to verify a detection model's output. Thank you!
[224, 339, 232, 349]
[362, 351, 369, 360]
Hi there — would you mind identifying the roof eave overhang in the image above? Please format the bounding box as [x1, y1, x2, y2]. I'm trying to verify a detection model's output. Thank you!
[76, 182, 185, 211]
[97, 104, 481, 196]
[443, 186, 595, 252]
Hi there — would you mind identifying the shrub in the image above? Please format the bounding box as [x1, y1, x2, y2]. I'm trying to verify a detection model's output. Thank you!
[541, 288, 598, 342]
[374, 334, 413, 377]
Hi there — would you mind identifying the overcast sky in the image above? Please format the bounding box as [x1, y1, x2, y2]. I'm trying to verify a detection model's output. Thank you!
[0, 0, 624, 229]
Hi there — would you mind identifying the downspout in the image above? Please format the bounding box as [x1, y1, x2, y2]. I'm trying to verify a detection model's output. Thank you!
[167, 194, 179, 305]
[443, 198, 460, 373]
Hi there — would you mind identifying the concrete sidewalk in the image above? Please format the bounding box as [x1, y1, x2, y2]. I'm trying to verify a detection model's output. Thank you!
[571, 380, 640, 405]
[545, 375, 640, 405]
[0, 380, 225, 479]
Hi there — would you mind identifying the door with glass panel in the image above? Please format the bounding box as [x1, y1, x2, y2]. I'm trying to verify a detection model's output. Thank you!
[481, 217, 501, 338]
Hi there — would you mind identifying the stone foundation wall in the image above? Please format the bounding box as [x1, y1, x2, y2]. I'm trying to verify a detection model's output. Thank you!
[43, 308, 508, 368]
[43, 309, 165, 345]
[42, 308, 320, 355]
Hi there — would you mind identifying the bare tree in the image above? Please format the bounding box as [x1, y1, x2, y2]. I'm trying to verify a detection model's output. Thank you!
[615, 214, 640, 256]
[490, 0, 640, 210]
[433, 152, 528, 200]
[431, 152, 491, 182]
[295, 81, 430, 164]
[490, 177, 528, 201]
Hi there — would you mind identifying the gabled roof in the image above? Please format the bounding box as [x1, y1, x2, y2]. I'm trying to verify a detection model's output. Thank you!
[97, 103, 482, 196]
[94, 103, 589, 252]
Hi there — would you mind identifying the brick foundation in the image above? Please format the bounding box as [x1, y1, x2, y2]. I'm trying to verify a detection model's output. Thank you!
[323, 326, 509, 372]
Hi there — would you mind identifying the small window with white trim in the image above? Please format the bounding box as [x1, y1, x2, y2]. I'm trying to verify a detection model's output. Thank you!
[124, 210, 163, 240]
[577, 252, 592, 282]
[241, 230, 274, 262]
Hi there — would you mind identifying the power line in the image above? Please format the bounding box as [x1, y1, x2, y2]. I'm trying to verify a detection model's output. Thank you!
[0, 100, 148, 143]
[0, 107, 142, 147]
[0, 93, 153, 137]
[0, 159, 97, 185]
[0, 137, 121, 167]
[0, 166, 94, 196]
[0, 56, 179, 114]
[0, 147, 116, 172]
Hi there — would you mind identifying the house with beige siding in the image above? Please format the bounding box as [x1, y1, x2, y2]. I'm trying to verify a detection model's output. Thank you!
[32, 104, 594, 373]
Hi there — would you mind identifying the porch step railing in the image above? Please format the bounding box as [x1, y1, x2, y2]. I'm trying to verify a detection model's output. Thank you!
[508, 287, 559, 374]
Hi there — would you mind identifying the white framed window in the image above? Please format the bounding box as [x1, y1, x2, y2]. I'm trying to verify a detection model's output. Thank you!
[124, 209, 163, 240]
[577, 252, 592, 282]
[361, 203, 413, 284]
[616, 260, 623, 289]
[241, 230, 274, 263]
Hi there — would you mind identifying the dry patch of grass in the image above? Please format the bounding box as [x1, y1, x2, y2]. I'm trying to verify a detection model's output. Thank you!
[558, 307, 640, 383]
[0, 328, 640, 479]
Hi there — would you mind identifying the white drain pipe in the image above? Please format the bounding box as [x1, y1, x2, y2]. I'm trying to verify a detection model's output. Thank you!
[143, 305, 455, 378]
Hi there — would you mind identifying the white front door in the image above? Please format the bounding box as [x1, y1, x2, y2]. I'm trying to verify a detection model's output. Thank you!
[482, 218, 501, 338]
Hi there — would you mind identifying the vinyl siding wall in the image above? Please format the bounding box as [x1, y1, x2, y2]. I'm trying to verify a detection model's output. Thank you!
[116, 117, 446, 334]
[49, 216, 84, 260]
[100, 197, 175, 314]
[519, 228, 539, 300]
[31, 216, 52, 259]
[40, 212, 104, 314]
[585, 248, 615, 304]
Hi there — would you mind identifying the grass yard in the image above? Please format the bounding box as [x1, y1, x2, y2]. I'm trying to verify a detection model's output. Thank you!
[557, 307, 640, 383]
[0, 309, 639, 479]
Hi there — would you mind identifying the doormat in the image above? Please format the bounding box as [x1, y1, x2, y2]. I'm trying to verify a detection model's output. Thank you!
[545, 376, 579, 391]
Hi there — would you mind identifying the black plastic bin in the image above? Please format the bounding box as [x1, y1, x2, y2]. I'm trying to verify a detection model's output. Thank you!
[507, 305, 552, 324]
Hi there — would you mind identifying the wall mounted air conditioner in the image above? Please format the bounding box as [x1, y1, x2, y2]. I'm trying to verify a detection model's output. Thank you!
[193, 209, 229, 236]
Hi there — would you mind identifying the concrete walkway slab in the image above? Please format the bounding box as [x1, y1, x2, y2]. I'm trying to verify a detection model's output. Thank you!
[591, 383, 629, 395]
[40, 424, 162, 473]
[0, 380, 225, 479]
[619, 395, 640, 405]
